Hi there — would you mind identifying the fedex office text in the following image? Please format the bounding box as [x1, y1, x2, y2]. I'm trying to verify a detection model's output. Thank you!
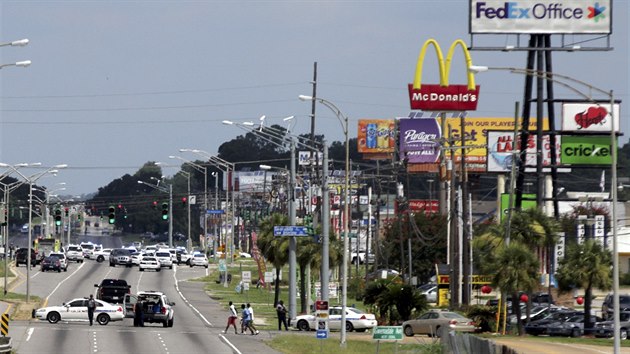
[475, 2, 585, 20]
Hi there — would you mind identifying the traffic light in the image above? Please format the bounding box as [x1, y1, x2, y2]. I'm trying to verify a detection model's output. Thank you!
[181, 197, 187, 206]
[64, 207, 69, 217]
[55, 209, 62, 226]
[152, 201, 158, 209]
[161, 202, 168, 220]
[108, 205, 116, 224]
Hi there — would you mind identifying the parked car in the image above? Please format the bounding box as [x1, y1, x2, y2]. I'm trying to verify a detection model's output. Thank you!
[49, 252, 68, 271]
[366, 269, 400, 281]
[40, 256, 62, 272]
[594, 311, 630, 340]
[34, 297, 124, 325]
[123, 290, 175, 327]
[94, 279, 131, 304]
[602, 294, 630, 320]
[402, 310, 477, 337]
[524, 310, 582, 336]
[417, 283, 437, 303]
[189, 253, 208, 268]
[15, 248, 38, 267]
[546, 314, 603, 337]
[294, 306, 377, 332]
[139, 256, 161, 272]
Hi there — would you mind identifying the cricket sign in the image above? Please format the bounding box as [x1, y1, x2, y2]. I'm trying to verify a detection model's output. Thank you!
[408, 39, 480, 111]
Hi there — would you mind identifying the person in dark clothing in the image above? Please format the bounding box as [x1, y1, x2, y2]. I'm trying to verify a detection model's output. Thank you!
[134, 300, 145, 327]
[276, 300, 288, 331]
[87, 294, 96, 326]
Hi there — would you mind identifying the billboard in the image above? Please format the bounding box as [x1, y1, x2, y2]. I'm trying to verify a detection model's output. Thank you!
[298, 151, 323, 166]
[408, 39, 480, 111]
[487, 131, 562, 172]
[562, 103, 620, 132]
[500, 193, 537, 222]
[470, 0, 612, 34]
[399, 119, 441, 163]
[408, 199, 439, 214]
[561, 136, 612, 165]
[357, 119, 395, 153]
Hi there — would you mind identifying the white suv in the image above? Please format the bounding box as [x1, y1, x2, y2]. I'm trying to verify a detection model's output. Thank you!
[49, 252, 68, 271]
[65, 245, 84, 263]
[124, 291, 175, 327]
[80, 242, 95, 259]
[154, 251, 173, 269]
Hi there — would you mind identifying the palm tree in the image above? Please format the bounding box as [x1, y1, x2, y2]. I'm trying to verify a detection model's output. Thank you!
[257, 213, 289, 307]
[556, 239, 612, 330]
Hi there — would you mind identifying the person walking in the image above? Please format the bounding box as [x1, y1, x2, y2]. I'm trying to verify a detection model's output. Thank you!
[223, 301, 239, 334]
[276, 300, 289, 331]
[247, 303, 260, 334]
[240, 304, 255, 335]
[87, 294, 96, 326]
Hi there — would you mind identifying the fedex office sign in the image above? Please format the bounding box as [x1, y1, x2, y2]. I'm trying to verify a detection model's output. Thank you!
[475, 2, 585, 20]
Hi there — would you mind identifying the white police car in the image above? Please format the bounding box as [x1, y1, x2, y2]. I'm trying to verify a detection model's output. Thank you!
[34, 297, 124, 325]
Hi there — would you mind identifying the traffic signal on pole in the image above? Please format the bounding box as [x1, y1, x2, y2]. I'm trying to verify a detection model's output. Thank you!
[108, 205, 116, 224]
[181, 197, 187, 206]
[152, 201, 158, 209]
[55, 209, 62, 226]
[161, 203, 168, 220]
[64, 207, 69, 217]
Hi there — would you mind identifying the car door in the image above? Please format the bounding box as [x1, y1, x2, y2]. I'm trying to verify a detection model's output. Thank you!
[66, 299, 87, 320]
[328, 308, 342, 330]
[415, 312, 435, 334]
[124, 294, 137, 318]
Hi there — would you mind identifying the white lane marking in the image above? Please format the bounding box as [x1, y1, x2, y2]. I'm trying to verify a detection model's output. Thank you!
[43, 261, 87, 307]
[26, 327, 34, 341]
[92, 331, 98, 352]
[172, 263, 242, 354]
[136, 271, 143, 291]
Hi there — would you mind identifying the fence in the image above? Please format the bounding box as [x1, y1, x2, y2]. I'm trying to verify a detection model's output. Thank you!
[440, 331, 518, 354]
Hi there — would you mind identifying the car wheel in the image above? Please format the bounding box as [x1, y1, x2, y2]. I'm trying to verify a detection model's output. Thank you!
[139, 268, 144, 272]
[571, 328, 581, 338]
[64, 267, 67, 272]
[297, 320, 310, 331]
[57, 268, 61, 273]
[345, 321, 354, 332]
[97, 314, 110, 325]
[620, 329, 628, 340]
[97, 256, 104, 263]
[356, 328, 367, 333]
[169, 265, 172, 269]
[109, 262, 114, 267]
[168, 318, 174, 327]
[190, 264, 193, 268]
[186, 259, 191, 265]
[47, 312, 60, 324]
[433, 326, 442, 338]
[157, 268, 161, 272]
[163, 320, 168, 328]
[404, 325, 414, 337]
[204, 265, 208, 268]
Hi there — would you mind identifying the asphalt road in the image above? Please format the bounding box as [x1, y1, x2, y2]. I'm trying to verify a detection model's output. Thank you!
[4, 234, 282, 354]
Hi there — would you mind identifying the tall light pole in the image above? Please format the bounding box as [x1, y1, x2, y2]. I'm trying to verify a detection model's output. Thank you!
[299, 94, 350, 345]
[5, 163, 67, 302]
[170, 155, 208, 252]
[212, 172, 219, 261]
[469, 65, 620, 353]
[179, 170, 192, 251]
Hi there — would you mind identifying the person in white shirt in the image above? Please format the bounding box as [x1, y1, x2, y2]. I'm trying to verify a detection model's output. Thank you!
[223, 301, 238, 334]
[247, 303, 259, 334]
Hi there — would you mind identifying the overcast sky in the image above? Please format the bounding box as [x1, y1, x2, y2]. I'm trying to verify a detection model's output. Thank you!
[0, 0, 627, 195]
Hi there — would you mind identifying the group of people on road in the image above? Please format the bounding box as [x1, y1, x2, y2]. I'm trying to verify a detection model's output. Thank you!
[223, 301, 260, 335]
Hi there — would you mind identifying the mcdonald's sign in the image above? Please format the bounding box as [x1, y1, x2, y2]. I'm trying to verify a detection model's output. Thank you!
[408, 39, 480, 111]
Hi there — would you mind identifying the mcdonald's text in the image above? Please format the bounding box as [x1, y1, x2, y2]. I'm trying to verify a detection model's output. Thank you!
[408, 84, 480, 111]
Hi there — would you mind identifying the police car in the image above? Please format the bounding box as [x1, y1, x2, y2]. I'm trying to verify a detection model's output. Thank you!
[294, 306, 377, 332]
[34, 297, 125, 325]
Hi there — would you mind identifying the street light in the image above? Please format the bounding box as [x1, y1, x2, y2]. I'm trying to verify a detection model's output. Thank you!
[5, 163, 67, 302]
[469, 65, 620, 353]
[299, 94, 350, 345]
[170, 155, 208, 253]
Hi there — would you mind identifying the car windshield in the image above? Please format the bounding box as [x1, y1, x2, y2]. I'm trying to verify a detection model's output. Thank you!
[81, 244, 94, 250]
[194, 254, 205, 258]
[156, 252, 169, 257]
[347, 308, 365, 315]
[100, 279, 128, 287]
[68, 246, 80, 251]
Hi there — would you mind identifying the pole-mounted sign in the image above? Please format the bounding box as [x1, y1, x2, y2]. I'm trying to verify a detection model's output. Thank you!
[408, 39, 480, 111]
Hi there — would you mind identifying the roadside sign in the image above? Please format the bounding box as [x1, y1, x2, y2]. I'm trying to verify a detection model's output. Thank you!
[315, 300, 329, 339]
[242, 271, 251, 284]
[264, 271, 273, 284]
[207, 209, 225, 215]
[372, 326, 403, 341]
[273, 226, 309, 237]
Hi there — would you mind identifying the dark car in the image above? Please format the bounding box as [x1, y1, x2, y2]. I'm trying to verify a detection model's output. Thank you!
[525, 310, 582, 336]
[109, 248, 133, 267]
[594, 311, 630, 340]
[40, 256, 62, 272]
[15, 248, 38, 267]
[94, 279, 131, 304]
[602, 294, 630, 320]
[547, 314, 603, 337]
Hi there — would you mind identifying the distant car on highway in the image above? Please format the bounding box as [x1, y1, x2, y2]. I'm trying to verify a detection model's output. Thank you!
[189, 253, 208, 268]
[34, 297, 124, 325]
[49, 252, 68, 271]
[40, 256, 62, 272]
[64, 244, 84, 263]
[139, 256, 161, 272]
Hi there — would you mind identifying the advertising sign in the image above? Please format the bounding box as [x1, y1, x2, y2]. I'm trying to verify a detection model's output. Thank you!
[399, 119, 441, 163]
[298, 151, 323, 166]
[357, 119, 395, 153]
[561, 136, 612, 165]
[562, 103, 620, 132]
[470, 0, 612, 34]
[408, 199, 439, 214]
[315, 300, 329, 339]
[408, 39, 480, 111]
[500, 193, 537, 222]
[487, 131, 562, 172]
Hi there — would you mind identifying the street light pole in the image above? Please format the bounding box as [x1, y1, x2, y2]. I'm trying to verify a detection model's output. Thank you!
[469, 65, 620, 353]
[299, 95, 350, 345]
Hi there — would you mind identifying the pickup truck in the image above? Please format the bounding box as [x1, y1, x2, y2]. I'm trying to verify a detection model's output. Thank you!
[123, 290, 175, 327]
[94, 279, 131, 304]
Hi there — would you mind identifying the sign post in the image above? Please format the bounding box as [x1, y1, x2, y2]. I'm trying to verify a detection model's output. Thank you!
[315, 300, 329, 341]
[372, 326, 403, 354]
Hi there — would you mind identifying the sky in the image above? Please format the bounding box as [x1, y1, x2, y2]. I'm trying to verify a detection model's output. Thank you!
[0, 0, 626, 195]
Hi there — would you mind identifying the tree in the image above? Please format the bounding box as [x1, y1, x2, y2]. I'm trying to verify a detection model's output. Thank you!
[556, 239, 612, 329]
[257, 213, 289, 307]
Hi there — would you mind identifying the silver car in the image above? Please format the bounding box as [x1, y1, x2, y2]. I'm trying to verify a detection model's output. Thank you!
[402, 310, 477, 337]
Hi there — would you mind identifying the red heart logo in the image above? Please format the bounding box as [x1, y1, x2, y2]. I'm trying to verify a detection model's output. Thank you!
[574, 106, 607, 129]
